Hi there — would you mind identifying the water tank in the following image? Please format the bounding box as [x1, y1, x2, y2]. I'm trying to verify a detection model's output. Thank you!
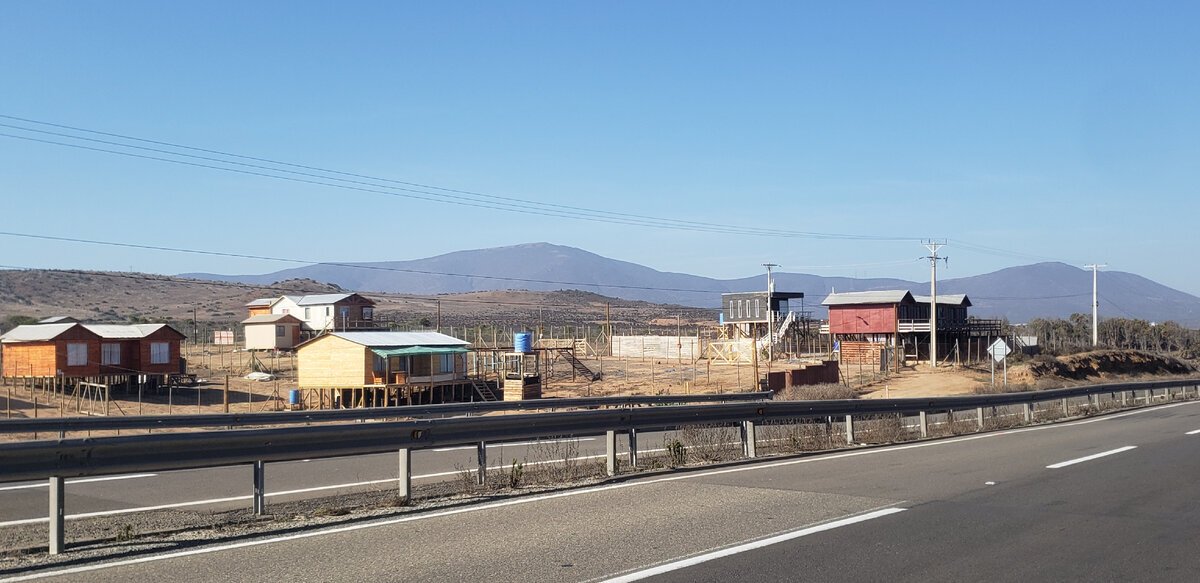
[289, 390, 300, 405]
[514, 332, 532, 353]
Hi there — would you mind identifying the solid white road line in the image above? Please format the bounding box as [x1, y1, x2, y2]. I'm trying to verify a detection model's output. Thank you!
[598, 507, 908, 583]
[0, 474, 157, 492]
[1185, 429, 1200, 435]
[1046, 446, 1138, 469]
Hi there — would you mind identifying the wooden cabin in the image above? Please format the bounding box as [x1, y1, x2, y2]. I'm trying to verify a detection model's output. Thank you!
[822, 290, 990, 366]
[245, 298, 275, 318]
[1, 322, 186, 379]
[295, 331, 471, 408]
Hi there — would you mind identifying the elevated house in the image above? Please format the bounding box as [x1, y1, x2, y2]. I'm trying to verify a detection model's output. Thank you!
[241, 313, 304, 350]
[1, 322, 187, 389]
[711, 290, 807, 362]
[295, 331, 478, 409]
[821, 290, 999, 366]
[269, 293, 378, 336]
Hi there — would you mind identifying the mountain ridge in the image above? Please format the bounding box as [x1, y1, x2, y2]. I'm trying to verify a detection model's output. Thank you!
[178, 243, 1200, 326]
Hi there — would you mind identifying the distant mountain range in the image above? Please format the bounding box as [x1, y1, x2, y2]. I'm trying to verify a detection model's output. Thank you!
[180, 242, 1200, 326]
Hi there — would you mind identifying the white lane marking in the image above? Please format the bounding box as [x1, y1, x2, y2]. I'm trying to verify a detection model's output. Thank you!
[598, 507, 907, 583]
[1046, 446, 1138, 469]
[0, 474, 157, 492]
[1186, 429, 1200, 435]
[432, 437, 596, 452]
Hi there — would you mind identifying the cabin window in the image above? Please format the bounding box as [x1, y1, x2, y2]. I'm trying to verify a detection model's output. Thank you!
[150, 342, 170, 364]
[363, 307, 374, 320]
[304, 307, 311, 319]
[327, 307, 332, 316]
[275, 325, 286, 337]
[438, 354, 454, 373]
[101, 343, 121, 365]
[754, 299, 760, 319]
[67, 343, 87, 366]
[373, 355, 387, 372]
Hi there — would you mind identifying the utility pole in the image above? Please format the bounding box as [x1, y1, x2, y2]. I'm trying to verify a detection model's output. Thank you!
[922, 241, 947, 367]
[762, 263, 778, 362]
[1084, 264, 1107, 346]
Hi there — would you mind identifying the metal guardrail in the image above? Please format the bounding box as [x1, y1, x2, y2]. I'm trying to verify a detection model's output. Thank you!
[0, 391, 775, 435]
[3, 379, 1197, 554]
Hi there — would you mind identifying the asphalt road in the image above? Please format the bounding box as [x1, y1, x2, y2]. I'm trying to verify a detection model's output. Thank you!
[5, 400, 1198, 582]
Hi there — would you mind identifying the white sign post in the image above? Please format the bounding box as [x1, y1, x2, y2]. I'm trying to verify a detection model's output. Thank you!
[989, 338, 1012, 386]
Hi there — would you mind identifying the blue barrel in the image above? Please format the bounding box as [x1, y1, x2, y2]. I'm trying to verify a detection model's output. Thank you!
[514, 332, 532, 353]
[289, 390, 300, 405]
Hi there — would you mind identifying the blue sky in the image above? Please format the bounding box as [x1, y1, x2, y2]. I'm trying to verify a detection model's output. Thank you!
[3, 1, 1198, 295]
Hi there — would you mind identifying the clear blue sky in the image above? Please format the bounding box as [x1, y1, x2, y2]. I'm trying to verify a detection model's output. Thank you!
[3, 1, 1198, 295]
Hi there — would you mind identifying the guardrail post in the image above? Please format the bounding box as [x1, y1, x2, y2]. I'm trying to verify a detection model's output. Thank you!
[919, 411, 928, 437]
[1023, 403, 1032, 423]
[606, 430, 617, 476]
[49, 476, 64, 555]
[398, 448, 411, 504]
[1061, 398, 1069, 416]
[976, 407, 984, 429]
[1121, 391, 1128, 406]
[741, 420, 757, 458]
[476, 441, 487, 485]
[628, 429, 639, 468]
[844, 415, 854, 445]
[252, 460, 266, 515]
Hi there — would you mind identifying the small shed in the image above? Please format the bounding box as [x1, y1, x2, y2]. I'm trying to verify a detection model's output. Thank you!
[242, 313, 303, 350]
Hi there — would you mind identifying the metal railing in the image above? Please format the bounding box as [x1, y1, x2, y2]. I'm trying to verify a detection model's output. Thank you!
[2, 379, 1197, 554]
[0, 391, 774, 436]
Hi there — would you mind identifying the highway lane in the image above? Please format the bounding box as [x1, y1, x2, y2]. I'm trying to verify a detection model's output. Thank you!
[6, 400, 1197, 582]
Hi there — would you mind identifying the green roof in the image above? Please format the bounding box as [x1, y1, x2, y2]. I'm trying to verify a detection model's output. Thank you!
[370, 346, 469, 358]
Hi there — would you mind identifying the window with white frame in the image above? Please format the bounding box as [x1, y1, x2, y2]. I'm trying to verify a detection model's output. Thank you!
[150, 342, 169, 364]
[67, 343, 87, 367]
[304, 307, 311, 319]
[438, 354, 454, 373]
[101, 343, 121, 365]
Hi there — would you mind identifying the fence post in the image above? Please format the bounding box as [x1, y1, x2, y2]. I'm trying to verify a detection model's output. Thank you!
[398, 448, 411, 504]
[49, 476, 65, 555]
[845, 415, 854, 444]
[476, 442, 487, 485]
[741, 420, 757, 458]
[976, 407, 984, 429]
[606, 430, 617, 476]
[252, 460, 266, 515]
[628, 429, 639, 468]
[1023, 402, 1032, 423]
[919, 411, 928, 438]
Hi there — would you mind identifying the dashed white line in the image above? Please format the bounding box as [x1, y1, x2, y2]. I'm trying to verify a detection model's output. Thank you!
[1046, 446, 1137, 469]
[1185, 429, 1200, 435]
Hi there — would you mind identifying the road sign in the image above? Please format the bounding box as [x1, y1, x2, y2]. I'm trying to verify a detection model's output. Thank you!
[988, 338, 1011, 363]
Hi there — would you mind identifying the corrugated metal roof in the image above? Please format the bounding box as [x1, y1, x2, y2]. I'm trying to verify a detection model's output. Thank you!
[242, 314, 303, 325]
[294, 293, 353, 306]
[82, 324, 172, 339]
[37, 316, 78, 324]
[821, 290, 914, 306]
[0, 323, 79, 342]
[245, 298, 277, 307]
[329, 331, 469, 348]
[913, 294, 972, 307]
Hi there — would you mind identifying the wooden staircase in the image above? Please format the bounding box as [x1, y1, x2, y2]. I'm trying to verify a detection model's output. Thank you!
[470, 376, 500, 401]
[558, 349, 600, 381]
